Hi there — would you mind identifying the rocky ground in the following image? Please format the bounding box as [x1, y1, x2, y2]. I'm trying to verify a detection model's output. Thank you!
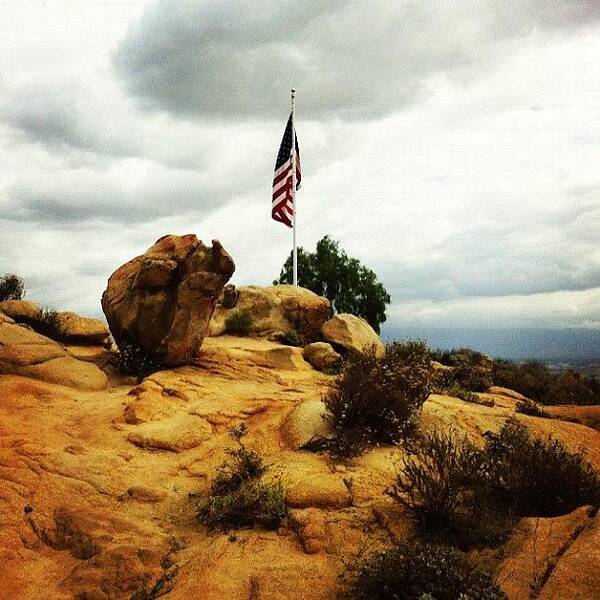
[1, 332, 600, 599]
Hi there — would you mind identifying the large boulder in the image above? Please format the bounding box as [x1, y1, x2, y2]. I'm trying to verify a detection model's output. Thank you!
[55, 312, 110, 345]
[321, 314, 384, 356]
[303, 342, 341, 372]
[101, 234, 235, 367]
[0, 321, 107, 390]
[209, 285, 331, 343]
[0, 300, 41, 321]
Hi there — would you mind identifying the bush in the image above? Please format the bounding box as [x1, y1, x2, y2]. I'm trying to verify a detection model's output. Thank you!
[430, 348, 493, 392]
[322, 341, 432, 457]
[277, 329, 302, 347]
[391, 420, 600, 548]
[30, 308, 64, 340]
[492, 360, 600, 406]
[515, 399, 552, 418]
[224, 309, 253, 336]
[484, 419, 600, 517]
[348, 541, 507, 600]
[388, 430, 508, 548]
[109, 340, 164, 383]
[446, 385, 494, 407]
[0, 274, 25, 301]
[197, 424, 287, 530]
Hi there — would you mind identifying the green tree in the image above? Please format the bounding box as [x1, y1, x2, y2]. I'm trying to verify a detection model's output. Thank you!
[275, 236, 391, 333]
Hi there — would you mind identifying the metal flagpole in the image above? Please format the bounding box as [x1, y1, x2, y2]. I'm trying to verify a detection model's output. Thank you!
[291, 88, 298, 286]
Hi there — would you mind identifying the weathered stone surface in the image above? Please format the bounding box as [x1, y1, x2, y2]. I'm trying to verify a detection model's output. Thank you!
[321, 313, 384, 356]
[209, 285, 331, 342]
[498, 506, 598, 600]
[303, 342, 341, 372]
[2, 331, 600, 600]
[488, 385, 529, 400]
[102, 234, 235, 366]
[0, 322, 107, 390]
[280, 400, 332, 450]
[0, 299, 41, 321]
[55, 311, 110, 344]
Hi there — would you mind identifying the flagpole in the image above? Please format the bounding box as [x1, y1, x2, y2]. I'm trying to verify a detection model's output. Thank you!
[291, 88, 298, 287]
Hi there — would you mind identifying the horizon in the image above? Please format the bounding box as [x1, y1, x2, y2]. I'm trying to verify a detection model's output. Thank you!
[1, 1, 599, 353]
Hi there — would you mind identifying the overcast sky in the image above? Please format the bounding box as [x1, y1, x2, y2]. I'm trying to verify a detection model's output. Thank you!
[1, 0, 599, 333]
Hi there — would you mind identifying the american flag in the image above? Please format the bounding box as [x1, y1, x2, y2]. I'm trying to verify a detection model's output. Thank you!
[272, 113, 301, 227]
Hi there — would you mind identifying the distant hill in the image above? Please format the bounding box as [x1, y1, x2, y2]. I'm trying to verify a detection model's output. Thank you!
[382, 326, 600, 364]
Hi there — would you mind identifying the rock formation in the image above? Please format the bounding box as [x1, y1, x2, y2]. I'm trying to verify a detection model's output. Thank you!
[209, 284, 331, 342]
[302, 341, 342, 372]
[2, 329, 599, 599]
[102, 234, 235, 366]
[0, 321, 107, 390]
[321, 313, 385, 356]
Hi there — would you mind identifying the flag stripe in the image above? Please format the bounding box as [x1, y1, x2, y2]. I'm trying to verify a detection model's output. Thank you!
[272, 112, 300, 229]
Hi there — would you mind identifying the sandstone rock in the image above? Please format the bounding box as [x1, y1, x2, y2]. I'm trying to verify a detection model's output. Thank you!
[488, 385, 529, 400]
[126, 414, 213, 452]
[303, 342, 341, 372]
[280, 400, 332, 450]
[209, 285, 331, 342]
[220, 284, 239, 309]
[0, 322, 107, 390]
[0, 312, 15, 323]
[55, 311, 109, 345]
[321, 313, 384, 356]
[102, 234, 235, 366]
[289, 508, 328, 554]
[0, 299, 41, 321]
[65, 345, 111, 364]
[498, 506, 597, 600]
[270, 452, 352, 508]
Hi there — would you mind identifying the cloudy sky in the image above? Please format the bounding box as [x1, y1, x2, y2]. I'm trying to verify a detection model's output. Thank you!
[1, 0, 599, 337]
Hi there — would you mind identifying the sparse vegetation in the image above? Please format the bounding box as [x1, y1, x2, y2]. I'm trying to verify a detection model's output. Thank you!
[0, 274, 25, 302]
[347, 541, 508, 600]
[109, 340, 164, 383]
[197, 424, 287, 530]
[278, 329, 302, 347]
[30, 308, 64, 340]
[446, 385, 494, 407]
[515, 398, 552, 418]
[224, 308, 253, 336]
[321, 341, 432, 457]
[484, 419, 600, 517]
[390, 419, 600, 549]
[388, 430, 510, 548]
[493, 359, 600, 405]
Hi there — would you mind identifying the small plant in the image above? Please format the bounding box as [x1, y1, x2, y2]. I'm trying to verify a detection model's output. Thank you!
[388, 430, 508, 548]
[390, 419, 600, 549]
[30, 308, 64, 340]
[109, 340, 164, 383]
[347, 541, 508, 600]
[224, 309, 253, 336]
[484, 419, 600, 517]
[278, 329, 302, 347]
[197, 424, 287, 530]
[0, 274, 25, 301]
[515, 399, 552, 418]
[446, 385, 494, 407]
[322, 341, 432, 457]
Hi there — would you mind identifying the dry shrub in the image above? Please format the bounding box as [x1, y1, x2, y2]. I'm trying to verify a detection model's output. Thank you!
[322, 341, 432, 457]
[347, 541, 507, 600]
[197, 424, 287, 530]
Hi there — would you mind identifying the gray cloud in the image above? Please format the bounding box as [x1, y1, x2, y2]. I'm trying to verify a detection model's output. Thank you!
[114, 0, 600, 120]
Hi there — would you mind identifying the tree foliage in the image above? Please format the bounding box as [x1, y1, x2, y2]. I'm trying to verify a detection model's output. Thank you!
[275, 236, 390, 332]
[0, 274, 25, 302]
